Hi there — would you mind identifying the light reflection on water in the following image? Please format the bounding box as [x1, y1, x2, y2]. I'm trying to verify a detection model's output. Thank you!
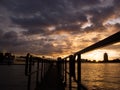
[82, 63, 120, 90]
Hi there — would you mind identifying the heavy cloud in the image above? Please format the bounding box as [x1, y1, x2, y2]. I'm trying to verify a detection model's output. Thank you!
[0, 0, 120, 57]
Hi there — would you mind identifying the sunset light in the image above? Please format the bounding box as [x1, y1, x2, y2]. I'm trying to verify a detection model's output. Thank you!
[82, 49, 119, 61]
[0, 0, 120, 90]
[0, 0, 119, 60]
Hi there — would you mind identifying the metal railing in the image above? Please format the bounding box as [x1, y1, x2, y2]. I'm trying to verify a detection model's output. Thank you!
[25, 53, 54, 90]
[60, 31, 120, 90]
[24, 31, 120, 90]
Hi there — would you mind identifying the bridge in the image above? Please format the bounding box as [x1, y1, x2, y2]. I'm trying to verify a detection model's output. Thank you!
[0, 31, 119, 90]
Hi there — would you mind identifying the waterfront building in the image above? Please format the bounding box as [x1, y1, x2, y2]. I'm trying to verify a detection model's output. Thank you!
[103, 52, 109, 62]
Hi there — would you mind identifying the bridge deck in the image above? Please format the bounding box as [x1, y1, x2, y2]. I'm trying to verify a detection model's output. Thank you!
[36, 64, 65, 90]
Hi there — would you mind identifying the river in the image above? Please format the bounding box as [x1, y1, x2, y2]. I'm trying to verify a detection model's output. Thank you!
[0, 63, 120, 90]
[81, 63, 120, 90]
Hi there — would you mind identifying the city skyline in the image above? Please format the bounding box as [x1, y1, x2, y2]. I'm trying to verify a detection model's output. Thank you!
[0, 0, 120, 60]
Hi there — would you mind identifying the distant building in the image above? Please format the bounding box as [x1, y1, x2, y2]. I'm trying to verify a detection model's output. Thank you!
[103, 52, 109, 62]
[0, 53, 4, 63]
[0, 52, 15, 64]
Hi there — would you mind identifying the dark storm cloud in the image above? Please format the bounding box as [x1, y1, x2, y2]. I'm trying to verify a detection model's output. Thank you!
[0, 0, 120, 56]
[0, 31, 28, 50]
[39, 43, 63, 55]
[114, 0, 120, 9]
[0, 31, 18, 45]
[57, 24, 81, 31]
[0, 0, 111, 33]
[22, 28, 45, 35]
[1, 0, 118, 30]
[71, 0, 100, 8]
[15, 0, 64, 13]
[0, 29, 4, 37]
[1, 0, 88, 27]
[3, 31, 17, 39]
[7, 39, 63, 55]
[2, 0, 66, 26]
[84, 6, 114, 30]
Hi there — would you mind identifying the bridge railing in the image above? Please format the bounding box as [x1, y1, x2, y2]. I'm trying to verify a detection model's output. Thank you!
[60, 31, 120, 90]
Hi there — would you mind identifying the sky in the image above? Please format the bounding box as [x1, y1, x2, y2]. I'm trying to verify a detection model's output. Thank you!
[0, 0, 120, 60]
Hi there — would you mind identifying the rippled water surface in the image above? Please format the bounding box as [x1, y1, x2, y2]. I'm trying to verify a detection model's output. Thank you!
[81, 63, 120, 90]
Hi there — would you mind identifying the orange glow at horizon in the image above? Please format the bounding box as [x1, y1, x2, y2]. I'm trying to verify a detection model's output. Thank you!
[81, 49, 119, 61]
[33, 30, 120, 60]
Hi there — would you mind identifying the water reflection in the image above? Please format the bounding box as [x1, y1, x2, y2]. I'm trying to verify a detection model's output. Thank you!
[82, 63, 120, 90]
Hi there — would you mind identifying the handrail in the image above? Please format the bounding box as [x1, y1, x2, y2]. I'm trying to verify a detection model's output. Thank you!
[61, 31, 120, 90]
[64, 31, 120, 58]
[24, 31, 120, 90]
[25, 53, 55, 90]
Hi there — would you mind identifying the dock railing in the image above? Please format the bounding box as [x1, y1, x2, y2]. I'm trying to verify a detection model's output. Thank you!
[60, 31, 120, 90]
[25, 53, 54, 90]
[24, 31, 120, 90]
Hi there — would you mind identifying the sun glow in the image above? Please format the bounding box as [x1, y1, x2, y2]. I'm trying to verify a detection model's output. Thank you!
[82, 49, 119, 61]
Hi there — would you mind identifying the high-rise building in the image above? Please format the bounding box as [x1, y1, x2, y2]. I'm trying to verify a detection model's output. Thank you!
[103, 52, 108, 62]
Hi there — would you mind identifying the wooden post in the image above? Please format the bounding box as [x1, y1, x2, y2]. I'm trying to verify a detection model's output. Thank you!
[65, 58, 67, 86]
[62, 59, 64, 81]
[57, 57, 62, 79]
[28, 55, 32, 90]
[77, 53, 81, 90]
[69, 55, 76, 79]
[41, 59, 43, 81]
[43, 60, 45, 77]
[25, 53, 30, 76]
[57, 57, 63, 89]
[69, 56, 72, 90]
[36, 59, 39, 88]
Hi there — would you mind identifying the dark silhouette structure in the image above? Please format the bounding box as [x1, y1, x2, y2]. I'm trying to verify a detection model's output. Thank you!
[0, 52, 15, 64]
[0, 52, 4, 63]
[69, 55, 76, 79]
[103, 53, 109, 62]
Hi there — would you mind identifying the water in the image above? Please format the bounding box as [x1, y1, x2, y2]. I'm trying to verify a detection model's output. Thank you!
[1, 63, 120, 90]
[0, 65, 28, 90]
[0, 62, 53, 90]
[82, 63, 120, 90]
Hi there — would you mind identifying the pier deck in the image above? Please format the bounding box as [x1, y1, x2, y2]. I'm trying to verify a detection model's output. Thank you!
[36, 64, 65, 90]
